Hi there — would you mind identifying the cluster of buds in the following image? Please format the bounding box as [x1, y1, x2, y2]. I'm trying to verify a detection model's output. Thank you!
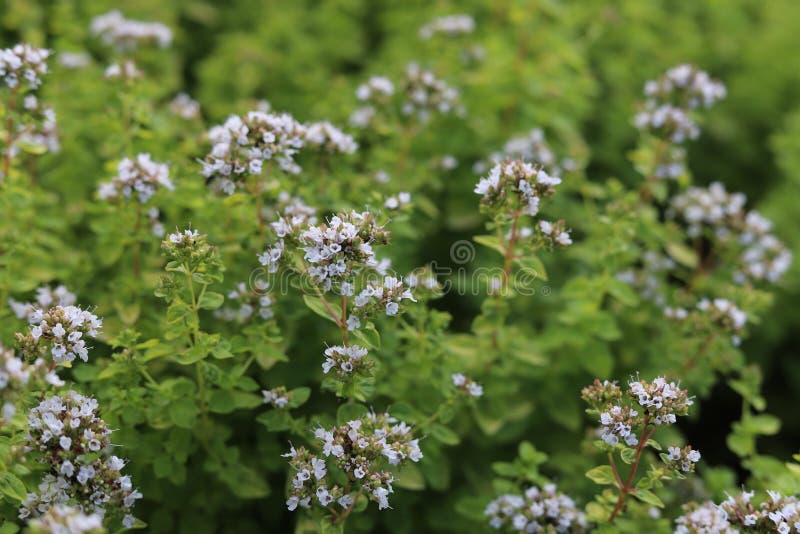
[400, 63, 462, 121]
[1, 344, 64, 423]
[352, 275, 416, 322]
[418, 14, 475, 39]
[9, 284, 77, 321]
[635, 64, 725, 145]
[201, 111, 306, 195]
[0, 44, 50, 91]
[97, 153, 173, 204]
[304, 121, 358, 155]
[484, 484, 587, 532]
[161, 228, 220, 272]
[451, 373, 483, 398]
[103, 60, 141, 81]
[261, 386, 290, 409]
[475, 159, 562, 218]
[321, 345, 372, 378]
[283, 411, 422, 514]
[214, 281, 273, 322]
[25, 504, 104, 534]
[663, 445, 701, 473]
[298, 211, 390, 292]
[15, 305, 102, 364]
[21, 391, 141, 527]
[669, 181, 792, 284]
[628, 376, 694, 425]
[90, 10, 172, 50]
[169, 93, 201, 120]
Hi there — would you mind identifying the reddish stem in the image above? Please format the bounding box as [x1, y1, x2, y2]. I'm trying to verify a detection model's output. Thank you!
[608, 416, 656, 523]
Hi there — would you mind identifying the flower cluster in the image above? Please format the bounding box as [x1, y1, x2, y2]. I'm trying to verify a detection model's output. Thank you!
[484, 484, 587, 532]
[304, 121, 358, 155]
[352, 276, 416, 321]
[400, 63, 462, 121]
[677, 490, 800, 533]
[664, 445, 701, 473]
[321, 345, 372, 378]
[451, 373, 483, 398]
[720, 490, 800, 532]
[21, 391, 141, 527]
[697, 298, 747, 345]
[169, 93, 201, 120]
[356, 76, 395, 103]
[674, 501, 736, 534]
[26, 504, 104, 534]
[15, 306, 102, 364]
[261, 386, 290, 409]
[8, 95, 60, 158]
[383, 192, 411, 210]
[636, 64, 725, 144]
[0, 43, 50, 90]
[1, 344, 64, 423]
[584, 376, 694, 447]
[103, 60, 141, 80]
[147, 207, 165, 237]
[537, 220, 573, 247]
[480, 128, 562, 176]
[201, 111, 306, 194]
[669, 182, 792, 284]
[215, 281, 273, 322]
[418, 14, 475, 39]
[283, 411, 422, 513]
[475, 159, 562, 218]
[628, 376, 693, 424]
[298, 211, 390, 291]
[9, 284, 77, 321]
[97, 153, 173, 204]
[90, 10, 172, 50]
[269, 192, 318, 239]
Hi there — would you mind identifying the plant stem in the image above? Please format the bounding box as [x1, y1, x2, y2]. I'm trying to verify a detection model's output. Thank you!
[133, 202, 142, 279]
[608, 416, 656, 523]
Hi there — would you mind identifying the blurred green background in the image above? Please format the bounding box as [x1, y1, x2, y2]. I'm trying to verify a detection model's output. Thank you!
[2, 0, 800, 531]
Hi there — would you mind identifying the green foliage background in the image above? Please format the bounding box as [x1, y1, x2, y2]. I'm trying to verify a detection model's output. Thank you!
[1, 0, 800, 532]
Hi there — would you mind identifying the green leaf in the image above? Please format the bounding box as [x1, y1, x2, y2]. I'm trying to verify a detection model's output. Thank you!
[352, 322, 381, 349]
[429, 424, 460, 445]
[515, 254, 548, 281]
[631, 488, 664, 508]
[586, 465, 616, 486]
[665, 242, 698, 269]
[394, 463, 426, 490]
[289, 387, 311, 408]
[303, 295, 338, 323]
[0, 472, 27, 502]
[620, 447, 637, 464]
[256, 409, 291, 431]
[743, 414, 781, 436]
[319, 519, 344, 534]
[198, 291, 225, 310]
[168, 398, 198, 429]
[473, 234, 504, 255]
